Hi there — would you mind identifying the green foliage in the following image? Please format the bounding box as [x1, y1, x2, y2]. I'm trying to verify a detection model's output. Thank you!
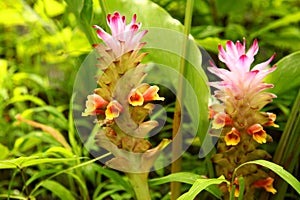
[234, 160, 300, 195]
[1, 0, 300, 199]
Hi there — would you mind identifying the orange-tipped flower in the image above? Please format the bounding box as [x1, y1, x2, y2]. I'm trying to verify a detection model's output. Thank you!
[247, 124, 267, 144]
[264, 112, 279, 127]
[252, 177, 277, 194]
[82, 94, 108, 116]
[212, 112, 232, 129]
[142, 85, 165, 102]
[128, 90, 144, 106]
[224, 128, 241, 146]
[105, 100, 123, 120]
[128, 85, 164, 107]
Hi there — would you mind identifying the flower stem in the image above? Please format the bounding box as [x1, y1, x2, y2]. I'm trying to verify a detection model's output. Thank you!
[170, 0, 194, 199]
[127, 172, 151, 200]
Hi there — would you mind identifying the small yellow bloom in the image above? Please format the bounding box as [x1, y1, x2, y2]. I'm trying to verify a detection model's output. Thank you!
[128, 90, 144, 106]
[105, 100, 123, 120]
[264, 112, 279, 127]
[247, 124, 267, 144]
[224, 127, 240, 146]
[128, 85, 164, 107]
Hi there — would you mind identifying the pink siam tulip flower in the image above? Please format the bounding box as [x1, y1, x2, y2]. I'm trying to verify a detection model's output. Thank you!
[208, 39, 277, 145]
[93, 12, 148, 57]
[208, 39, 276, 108]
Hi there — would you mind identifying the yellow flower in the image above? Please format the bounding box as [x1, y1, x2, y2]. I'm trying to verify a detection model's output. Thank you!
[105, 100, 123, 120]
[247, 124, 267, 144]
[224, 127, 240, 146]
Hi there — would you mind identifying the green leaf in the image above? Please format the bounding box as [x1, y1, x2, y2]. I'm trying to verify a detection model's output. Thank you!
[0, 156, 37, 169]
[234, 160, 300, 195]
[196, 37, 227, 54]
[25, 169, 60, 187]
[106, 0, 183, 31]
[21, 157, 81, 168]
[237, 176, 245, 200]
[265, 51, 300, 95]
[150, 172, 223, 199]
[0, 156, 83, 169]
[44, 0, 66, 17]
[178, 176, 228, 200]
[2, 95, 46, 110]
[21, 106, 68, 130]
[150, 172, 201, 185]
[0, 143, 9, 160]
[41, 180, 76, 200]
[250, 12, 300, 38]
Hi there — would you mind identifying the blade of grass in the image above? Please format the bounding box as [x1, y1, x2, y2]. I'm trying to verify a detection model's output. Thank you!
[272, 89, 300, 200]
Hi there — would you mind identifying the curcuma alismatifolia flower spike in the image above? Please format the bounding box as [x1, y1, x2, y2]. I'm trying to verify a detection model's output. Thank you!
[209, 39, 278, 199]
[82, 12, 168, 173]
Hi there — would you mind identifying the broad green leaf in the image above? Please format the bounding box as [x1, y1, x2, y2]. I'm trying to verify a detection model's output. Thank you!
[178, 176, 228, 200]
[150, 172, 223, 199]
[41, 180, 76, 200]
[106, 0, 183, 31]
[265, 51, 300, 95]
[234, 160, 300, 195]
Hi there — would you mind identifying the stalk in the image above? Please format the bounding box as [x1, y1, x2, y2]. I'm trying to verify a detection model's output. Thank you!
[127, 172, 151, 200]
[272, 89, 300, 200]
[170, 0, 194, 199]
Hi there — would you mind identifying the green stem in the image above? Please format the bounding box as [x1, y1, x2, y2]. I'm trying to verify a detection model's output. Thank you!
[127, 172, 151, 200]
[271, 89, 300, 200]
[273, 89, 300, 164]
[98, 0, 109, 31]
[170, 0, 194, 199]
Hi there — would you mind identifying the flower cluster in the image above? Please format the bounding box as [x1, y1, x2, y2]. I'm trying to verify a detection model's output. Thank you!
[82, 12, 167, 172]
[208, 39, 278, 145]
[209, 39, 278, 198]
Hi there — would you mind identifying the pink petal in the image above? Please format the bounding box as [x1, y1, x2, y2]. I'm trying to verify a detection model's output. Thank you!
[246, 39, 259, 58]
[237, 54, 252, 73]
[254, 66, 277, 83]
[252, 53, 275, 71]
[207, 66, 234, 83]
[93, 25, 111, 41]
[226, 40, 238, 58]
[236, 40, 245, 56]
